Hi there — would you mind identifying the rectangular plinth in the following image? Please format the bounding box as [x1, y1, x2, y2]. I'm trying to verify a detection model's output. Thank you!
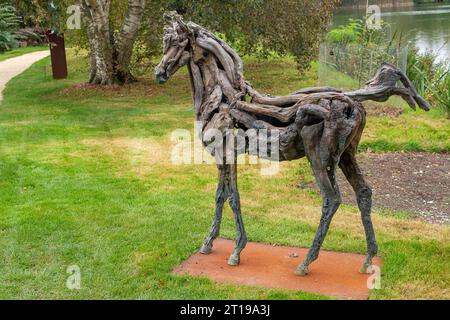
[173, 239, 382, 300]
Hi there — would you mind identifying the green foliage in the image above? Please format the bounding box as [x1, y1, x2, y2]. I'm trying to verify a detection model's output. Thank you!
[4, 1, 339, 77]
[182, 0, 340, 73]
[326, 18, 393, 48]
[323, 18, 406, 87]
[326, 20, 362, 45]
[0, 3, 20, 52]
[327, 17, 450, 118]
[0, 2, 47, 52]
[431, 70, 450, 117]
[124, 0, 340, 75]
[1, 0, 49, 28]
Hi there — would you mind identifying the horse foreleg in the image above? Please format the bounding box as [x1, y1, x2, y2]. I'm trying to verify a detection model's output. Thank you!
[200, 164, 228, 254]
[227, 162, 248, 266]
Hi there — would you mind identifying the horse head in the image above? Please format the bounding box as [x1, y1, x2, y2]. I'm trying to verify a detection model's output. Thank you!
[154, 12, 194, 84]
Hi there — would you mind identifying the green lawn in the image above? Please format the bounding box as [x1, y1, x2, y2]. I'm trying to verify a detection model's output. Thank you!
[0, 46, 48, 62]
[0, 51, 448, 299]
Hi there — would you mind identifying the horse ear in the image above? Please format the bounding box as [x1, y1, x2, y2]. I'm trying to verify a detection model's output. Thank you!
[174, 15, 190, 33]
[163, 11, 179, 28]
[163, 11, 194, 42]
[174, 14, 195, 43]
[163, 12, 173, 23]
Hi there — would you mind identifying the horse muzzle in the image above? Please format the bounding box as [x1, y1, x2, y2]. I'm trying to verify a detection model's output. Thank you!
[155, 67, 169, 84]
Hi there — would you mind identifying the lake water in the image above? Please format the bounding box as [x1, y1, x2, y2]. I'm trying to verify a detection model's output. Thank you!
[333, 4, 450, 64]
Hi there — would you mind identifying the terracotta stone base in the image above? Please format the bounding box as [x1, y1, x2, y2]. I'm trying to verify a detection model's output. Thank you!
[173, 239, 382, 300]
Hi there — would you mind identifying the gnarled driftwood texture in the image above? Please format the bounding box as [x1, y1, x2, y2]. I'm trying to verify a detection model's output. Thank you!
[154, 12, 430, 276]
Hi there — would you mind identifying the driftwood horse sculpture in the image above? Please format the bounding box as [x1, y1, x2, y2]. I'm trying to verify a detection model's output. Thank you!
[155, 12, 430, 276]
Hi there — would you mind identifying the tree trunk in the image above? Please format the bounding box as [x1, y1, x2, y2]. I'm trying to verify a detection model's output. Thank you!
[114, 0, 146, 83]
[80, 0, 146, 85]
[80, 0, 114, 85]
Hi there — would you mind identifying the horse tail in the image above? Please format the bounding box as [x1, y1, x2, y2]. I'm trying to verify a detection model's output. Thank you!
[345, 62, 430, 112]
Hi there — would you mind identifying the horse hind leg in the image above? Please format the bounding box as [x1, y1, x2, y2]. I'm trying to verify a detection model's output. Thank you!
[296, 123, 342, 276]
[339, 151, 378, 273]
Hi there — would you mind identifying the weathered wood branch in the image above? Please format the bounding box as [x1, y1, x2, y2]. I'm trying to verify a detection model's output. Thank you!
[291, 86, 343, 95]
[245, 85, 306, 107]
[188, 60, 204, 116]
[229, 109, 279, 130]
[234, 101, 300, 124]
[200, 85, 222, 125]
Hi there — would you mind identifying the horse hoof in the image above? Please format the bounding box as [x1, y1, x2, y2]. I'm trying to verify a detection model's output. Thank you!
[359, 263, 373, 274]
[227, 254, 240, 266]
[295, 265, 309, 276]
[199, 244, 212, 255]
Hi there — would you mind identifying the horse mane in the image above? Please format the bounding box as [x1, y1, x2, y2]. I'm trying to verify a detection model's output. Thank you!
[177, 21, 248, 119]
[187, 22, 245, 87]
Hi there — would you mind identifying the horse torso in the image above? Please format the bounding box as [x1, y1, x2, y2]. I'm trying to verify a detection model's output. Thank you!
[189, 44, 366, 164]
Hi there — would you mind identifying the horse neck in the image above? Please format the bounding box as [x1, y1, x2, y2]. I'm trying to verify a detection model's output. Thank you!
[188, 52, 243, 123]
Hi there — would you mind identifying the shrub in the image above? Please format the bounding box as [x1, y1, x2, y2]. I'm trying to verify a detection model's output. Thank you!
[407, 47, 450, 118]
[428, 67, 450, 118]
[326, 20, 362, 45]
[323, 19, 406, 87]
[17, 27, 47, 46]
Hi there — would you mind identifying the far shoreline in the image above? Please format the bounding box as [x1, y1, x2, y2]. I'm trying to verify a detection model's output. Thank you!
[339, 1, 449, 11]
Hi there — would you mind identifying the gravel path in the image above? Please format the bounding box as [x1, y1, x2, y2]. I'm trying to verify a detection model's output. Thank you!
[0, 50, 49, 102]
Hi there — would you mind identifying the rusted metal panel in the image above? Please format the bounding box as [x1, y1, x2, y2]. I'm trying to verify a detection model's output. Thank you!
[47, 32, 68, 79]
